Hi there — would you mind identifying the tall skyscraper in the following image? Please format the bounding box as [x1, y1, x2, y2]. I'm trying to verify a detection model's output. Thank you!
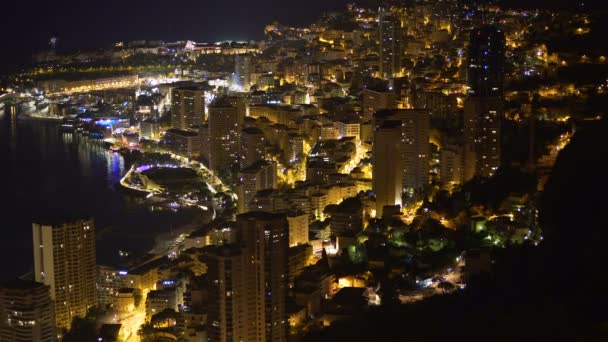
[235, 54, 253, 92]
[0, 280, 56, 342]
[240, 127, 266, 169]
[208, 98, 244, 177]
[33, 219, 97, 332]
[362, 87, 397, 123]
[200, 123, 210, 162]
[236, 212, 288, 342]
[464, 96, 502, 178]
[466, 25, 505, 97]
[464, 25, 505, 179]
[171, 86, 205, 129]
[373, 120, 403, 216]
[237, 160, 278, 214]
[374, 109, 430, 191]
[378, 7, 403, 79]
[206, 245, 249, 342]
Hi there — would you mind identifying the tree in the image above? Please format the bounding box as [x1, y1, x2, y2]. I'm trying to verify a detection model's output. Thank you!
[438, 281, 455, 293]
[63, 317, 97, 342]
[138, 322, 155, 341]
[323, 204, 339, 217]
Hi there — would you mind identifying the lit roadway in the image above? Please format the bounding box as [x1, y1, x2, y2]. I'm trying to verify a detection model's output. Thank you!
[340, 142, 369, 174]
[119, 151, 235, 198]
[111, 155, 231, 336]
[118, 309, 146, 342]
[98, 305, 146, 342]
[398, 256, 465, 304]
[119, 152, 229, 255]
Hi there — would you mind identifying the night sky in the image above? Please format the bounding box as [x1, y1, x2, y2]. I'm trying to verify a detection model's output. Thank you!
[1, 0, 605, 74]
[0, 0, 352, 73]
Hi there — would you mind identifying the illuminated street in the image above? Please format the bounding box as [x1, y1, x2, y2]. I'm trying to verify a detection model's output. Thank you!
[0, 0, 606, 341]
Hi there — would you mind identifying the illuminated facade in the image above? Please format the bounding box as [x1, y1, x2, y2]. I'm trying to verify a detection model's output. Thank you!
[440, 144, 465, 190]
[249, 105, 302, 128]
[285, 135, 305, 163]
[464, 25, 505, 179]
[236, 212, 289, 342]
[373, 120, 403, 216]
[171, 86, 205, 129]
[335, 121, 361, 141]
[240, 127, 266, 169]
[374, 109, 430, 191]
[40, 75, 139, 95]
[32, 219, 96, 332]
[140, 119, 161, 140]
[207, 245, 248, 342]
[145, 288, 178, 320]
[164, 128, 201, 159]
[378, 8, 403, 79]
[208, 100, 243, 176]
[464, 96, 502, 178]
[287, 212, 309, 247]
[0, 280, 56, 342]
[362, 88, 396, 122]
[237, 160, 278, 214]
[235, 54, 253, 91]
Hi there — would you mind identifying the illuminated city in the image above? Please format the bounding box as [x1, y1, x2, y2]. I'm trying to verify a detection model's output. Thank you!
[0, 0, 607, 341]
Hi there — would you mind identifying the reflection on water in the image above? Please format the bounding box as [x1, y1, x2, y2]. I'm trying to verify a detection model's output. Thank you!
[64, 132, 125, 187]
[0, 111, 199, 279]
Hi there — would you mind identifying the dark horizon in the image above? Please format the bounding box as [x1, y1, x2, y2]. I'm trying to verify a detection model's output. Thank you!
[1, 0, 353, 74]
[1, 0, 607, 340]
[1, 0, 606, 75]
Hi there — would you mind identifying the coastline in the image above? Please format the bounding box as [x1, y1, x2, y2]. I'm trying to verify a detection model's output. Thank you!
[16, 113, 64, 122]
[114, 181, 150, 198]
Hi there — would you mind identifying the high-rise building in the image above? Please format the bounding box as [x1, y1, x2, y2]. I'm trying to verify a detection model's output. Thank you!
[163, 128, 201, 159]
[145, 288, 178, 320]
[171, 86, 205, 129]
[287, 212, 309, 247]
[374, 109, 430, 191]
[335, 120, 361, 141]
[464, 96, 502, 178]
[440, 144, 465, 190]
[0, 280, 56, 342]
[240, 127, 266, 169]
[466, 25, 505, 97]
[236, 212, 288, 342]
[399, 109, 430, 190]
[464, 25, 505, 179]
[208, 99, 243, 176]
[140, 119, 161, 140]
[237, 160, 277, 214]
[284, 134, 304, 164]
[362, 88, 396, 122]
[223, 95, 249, 121]
[378, 7, 403, 79]
[200, 123, 210, 162]
[373, 120, 403, 216]
[206, 245, 248, 342]
[33, 219, 96, 332]
[235, 55, 253, 92]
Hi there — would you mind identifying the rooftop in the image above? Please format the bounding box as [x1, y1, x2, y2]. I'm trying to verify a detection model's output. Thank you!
[240, 159, 274, 174]
[237, 211, 287, 221]
[0, 279, 47, 290]
[165, 128, 200, 137]
[242, 126, 264, 134]
[331, 287, 366, 306]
